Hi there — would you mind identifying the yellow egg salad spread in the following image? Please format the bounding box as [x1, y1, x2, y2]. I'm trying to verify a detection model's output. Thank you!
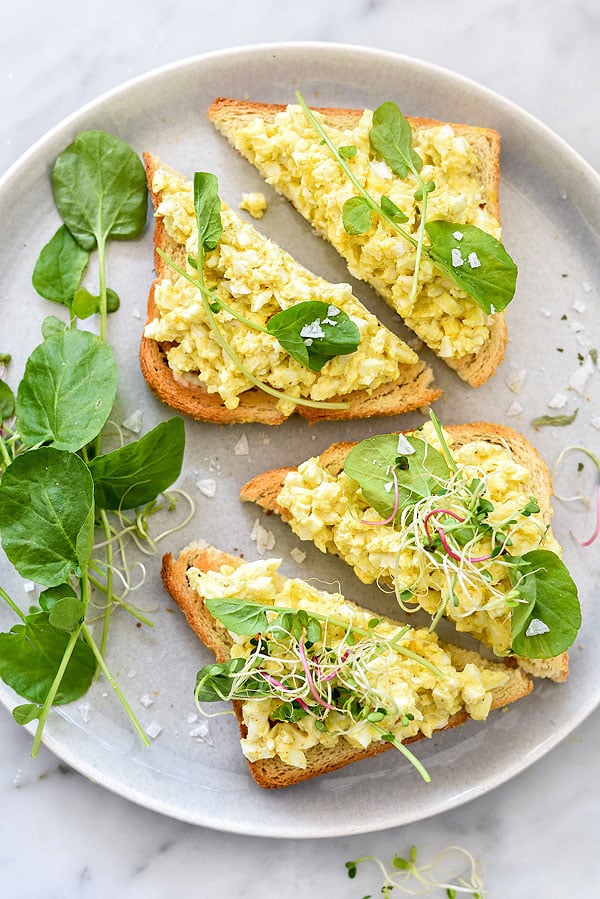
[224, 105, 502, 359]
[276, 422, 561, 657]
[144, 162, 417, 413]
[189, 558, 512, 771]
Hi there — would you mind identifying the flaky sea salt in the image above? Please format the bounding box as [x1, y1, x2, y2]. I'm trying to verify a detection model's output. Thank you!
[196, 478, 217, 498]
[504, 367, 527, 394]
[548, 393, 568, 409]
[78, 703, 92, 723]
[189, 720, 213, 745]
[122, 410, 143, 433]
[146, 721, 162, 740]
[525, 618, 550, 637]
[251, 518, 276, 556]
[234, 433, 249, 455]
[506, 401, 523, 416]
[290, 548, 307, 564]
[139, 694, 154, 709]
[569, 355, 595, 394]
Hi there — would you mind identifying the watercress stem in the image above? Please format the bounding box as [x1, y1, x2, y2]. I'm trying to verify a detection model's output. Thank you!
[81, 622, 150, 747]
[409, 170, 430, 305]
[157, 249, 350, 411]
[98, 509, 114, 658]
[295, 91, 417, 249]
[31, 626, 82, 757]
[97, 238, 108, 341]
[0, 436, 12, 469]
[0, 587, 26, 622]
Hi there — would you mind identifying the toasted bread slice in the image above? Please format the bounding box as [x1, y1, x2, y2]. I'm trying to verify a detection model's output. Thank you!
[207, 98, 508, 387]
[240, 422, 570, 682]
[140, 153, 440, 425]
[161, 540, 532, 788]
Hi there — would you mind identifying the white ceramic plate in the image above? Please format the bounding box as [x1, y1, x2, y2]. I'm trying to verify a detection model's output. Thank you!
[1, 43, 599, 838]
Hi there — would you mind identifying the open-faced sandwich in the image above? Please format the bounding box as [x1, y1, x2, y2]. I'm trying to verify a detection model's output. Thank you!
[161, 541, 532, 788]
[208, 96, 518, 387]
[241, 417, 581, 682]
[140, 154, 440, 425]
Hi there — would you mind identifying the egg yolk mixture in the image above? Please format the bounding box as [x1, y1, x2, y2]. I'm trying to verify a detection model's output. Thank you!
[189, 558, 511, 769]
[224, 105, 502, 359]
[144, 163, 417, 413]
[276, 423, 561, 657]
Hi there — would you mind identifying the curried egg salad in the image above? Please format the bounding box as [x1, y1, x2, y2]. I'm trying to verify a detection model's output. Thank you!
[188, 558, 512, 770]
[144, 162, 417, 413]
[223, 104, 502, 359]
[276, 422, 561, 657]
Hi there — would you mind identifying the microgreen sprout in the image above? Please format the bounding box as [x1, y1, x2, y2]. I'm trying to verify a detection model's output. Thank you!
[195, 597, 451, 781]
[553, 444, 600, 546]
[345, 844, 485, 896]
[342, 416, 580, 658]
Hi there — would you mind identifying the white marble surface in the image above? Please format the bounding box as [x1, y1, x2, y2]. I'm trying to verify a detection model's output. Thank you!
[1, 1, 599, 897]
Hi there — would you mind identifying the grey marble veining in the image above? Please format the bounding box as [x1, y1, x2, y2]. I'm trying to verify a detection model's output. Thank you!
[1, 1, 599, 897]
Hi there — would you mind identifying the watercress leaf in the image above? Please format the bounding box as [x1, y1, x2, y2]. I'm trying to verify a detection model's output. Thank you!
[48, 597, 85, 633]
[204, 598, 269, 636]
[88, 417, 185, 510]
[510, 550, 581, 658]
[0, 447, 94, 587]
[195, 657, 269, 701]
[72, 287, 98, 319]
[0, 353, 11, 364]
[31, 225, 89, 306]
[339, 145, 357, 159]
[39, 583, 78, 612]
[267, 300, 360, 373]
[342, 196, 372, 235]
[41, 316, 67, 339]
[0, 380, 15, 420]
[72, 287, 120, 319]
[424, 221, 517, 313]
[344, 434, 450, 519]
[270, 701, 309, 722]
[105, 288, 120, 313]
[369, 101, 423, 179]
[12, 703, 42, 725]
[16, 328, 118, 451]
[306, 616, 322, 644]
[0, 611, 95, 704]
[194, 172, 223, 252]
[51, 131, 147, 250]
[380, 194, 408, 224]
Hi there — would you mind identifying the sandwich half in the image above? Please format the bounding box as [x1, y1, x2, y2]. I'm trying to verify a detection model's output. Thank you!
[208, 98, 511, 387]
[140, 154, 440, 425]
[161, 540, 532, 788]
[240, 420, 580, 682]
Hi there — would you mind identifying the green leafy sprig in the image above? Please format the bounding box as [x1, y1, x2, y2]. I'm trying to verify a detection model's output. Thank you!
[195, 595, 451, 781]
[0, 131, 187, 755]
[342, 414, 581, 660]
[158, 172, 360, 410]
[296, 91, 518, 315]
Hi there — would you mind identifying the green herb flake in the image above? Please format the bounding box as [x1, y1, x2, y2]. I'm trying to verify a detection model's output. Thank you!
[531, 410, 578, 428]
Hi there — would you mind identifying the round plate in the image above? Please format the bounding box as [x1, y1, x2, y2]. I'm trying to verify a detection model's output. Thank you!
[1, 43, 599, 837]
